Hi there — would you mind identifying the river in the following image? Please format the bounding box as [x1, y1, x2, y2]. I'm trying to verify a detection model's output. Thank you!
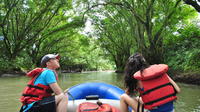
[0, 71, 200, 112]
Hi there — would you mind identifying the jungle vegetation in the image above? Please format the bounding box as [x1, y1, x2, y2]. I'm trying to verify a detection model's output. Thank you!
[0, 0, 199, 74]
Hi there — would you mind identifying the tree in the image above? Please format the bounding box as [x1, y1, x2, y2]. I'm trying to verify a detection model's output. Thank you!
[87, 0, 196, 63]
[164, 24, 200, 72]
[27, 17, 84, 66]
[0, 0, 88, 71]
[0, 0, 69, 60]
[74, 0, 196, 72]
[184, 0, 200, 12]
[92, 7, 135, 72]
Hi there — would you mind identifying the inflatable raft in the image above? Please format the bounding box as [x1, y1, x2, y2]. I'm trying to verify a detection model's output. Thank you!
[66, 82, 125, 111]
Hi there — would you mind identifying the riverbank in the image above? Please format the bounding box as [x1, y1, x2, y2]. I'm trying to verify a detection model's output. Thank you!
[0, 71, 25, 77]
[173, 73, 200, 85]
[0, 70, 200, 85]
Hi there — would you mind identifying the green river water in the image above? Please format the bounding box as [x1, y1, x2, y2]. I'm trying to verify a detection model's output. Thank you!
[0, 71, 200, 112]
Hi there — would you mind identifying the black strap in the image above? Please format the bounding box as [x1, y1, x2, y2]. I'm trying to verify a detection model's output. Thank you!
[142, 104, 144, 112]
[86, 95, 99, 100]
[27, 84, 53, 93]
[46, 89, 53, 93]
[27, 84, 44, 90]
[137, 99, 140, 112]
[137, 97, 144, 112]
[142, 83, 172, 95]
[145, 93, 176, 105]
[22, 94, 39, 97]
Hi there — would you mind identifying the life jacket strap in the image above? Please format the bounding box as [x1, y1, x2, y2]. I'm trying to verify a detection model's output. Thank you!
[27, 84, 44, 90]
[137, 99, 140, 112]
[137, 97, 144, 112]
[27, 84, 53, 93]
[22, 94, 39, 97]
[145, 93, 176, 105]
[142, 83, 173, 95]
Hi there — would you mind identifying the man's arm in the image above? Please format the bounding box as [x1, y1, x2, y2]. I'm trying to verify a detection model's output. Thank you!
[49, 82, 63, 95]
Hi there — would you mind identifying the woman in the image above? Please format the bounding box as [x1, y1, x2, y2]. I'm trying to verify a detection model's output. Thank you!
[120, 53, 180, 112]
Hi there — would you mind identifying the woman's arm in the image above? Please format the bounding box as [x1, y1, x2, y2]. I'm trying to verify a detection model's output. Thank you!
[168, 76, 181, 93]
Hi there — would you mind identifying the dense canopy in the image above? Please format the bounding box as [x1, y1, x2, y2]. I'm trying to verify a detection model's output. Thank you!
[0, 0, 200, 74]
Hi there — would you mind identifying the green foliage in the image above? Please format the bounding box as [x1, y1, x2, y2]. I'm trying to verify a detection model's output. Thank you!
[94, 7, 135, 72]
[164, 24, 200, 72]
[0, 0, 71, 60]
[0, 0, 97, 72]
[74, 0, 198, 71]
[0, 59, 13, 72]
[15, 55, 35, 71]
[1, 0, 200, 74]
[49, 33, 114, 71]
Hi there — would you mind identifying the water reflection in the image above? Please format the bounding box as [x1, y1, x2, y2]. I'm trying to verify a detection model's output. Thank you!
[175, 83, 200, 112]
[59, 71, 125, 89]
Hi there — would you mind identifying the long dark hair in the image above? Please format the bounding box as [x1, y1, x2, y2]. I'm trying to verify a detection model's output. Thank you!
[124, 53, 149, 94]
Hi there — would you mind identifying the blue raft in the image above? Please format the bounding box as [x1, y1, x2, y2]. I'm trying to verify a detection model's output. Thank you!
[68, 82, 124, 100]
[66, 82, 125, 111]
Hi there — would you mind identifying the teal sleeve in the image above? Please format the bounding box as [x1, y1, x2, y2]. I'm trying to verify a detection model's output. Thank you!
[45, 70, 57, 84]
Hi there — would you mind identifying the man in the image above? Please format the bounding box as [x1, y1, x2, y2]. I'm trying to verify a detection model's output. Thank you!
[20, 54, 68, 112]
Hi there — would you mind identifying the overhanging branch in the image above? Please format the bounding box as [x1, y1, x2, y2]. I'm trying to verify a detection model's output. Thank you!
[82, 1, 145, 25]
[184, 0, 200, 12]
[153, 0, 182, 43]
[82, 2, 123, 21]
